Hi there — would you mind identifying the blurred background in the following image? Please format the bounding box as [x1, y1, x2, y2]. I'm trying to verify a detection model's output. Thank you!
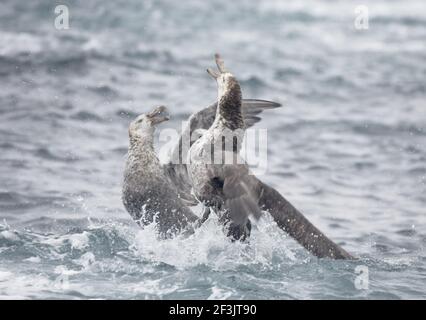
[0, 0, 425, 299]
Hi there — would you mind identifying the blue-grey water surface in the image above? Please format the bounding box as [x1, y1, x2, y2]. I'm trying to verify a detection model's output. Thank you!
[0, 0, 425, 299]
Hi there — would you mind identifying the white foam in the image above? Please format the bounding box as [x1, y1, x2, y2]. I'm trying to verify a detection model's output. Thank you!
[68, 232, 90, 250]
[41, 231, 90, 250]
[74, 252, 96, 268]
[24, 256, 41, 263]
[131, 213, 297, 270]
[207, 286, 235, 300]
[131, 278, 179, 296]
[0, 230, 20, 242]
[0, 270, 68, 299]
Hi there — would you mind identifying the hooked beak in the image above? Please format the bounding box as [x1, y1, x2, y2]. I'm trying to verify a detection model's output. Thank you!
[206, 53, 228, 79]
[214, 53, 227, 73]
[147, 105, 170, 125]
[207, 68, 219, 79]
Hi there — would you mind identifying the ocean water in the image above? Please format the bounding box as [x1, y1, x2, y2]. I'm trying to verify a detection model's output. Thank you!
[0, 0, 425, 299]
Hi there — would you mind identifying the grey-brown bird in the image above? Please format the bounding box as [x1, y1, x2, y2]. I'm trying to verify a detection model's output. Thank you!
[123, 99, 281, 238]
[186, 54, 354, 259]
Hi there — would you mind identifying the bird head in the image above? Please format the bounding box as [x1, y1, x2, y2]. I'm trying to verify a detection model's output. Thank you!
[129, 105, 170, 138]
[207, 53, 239, 97]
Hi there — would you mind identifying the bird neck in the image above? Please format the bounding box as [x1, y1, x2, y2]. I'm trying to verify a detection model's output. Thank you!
[126, 134, 160, 179]
[129, 132, 155, 156]
[214, 82, 244, 131]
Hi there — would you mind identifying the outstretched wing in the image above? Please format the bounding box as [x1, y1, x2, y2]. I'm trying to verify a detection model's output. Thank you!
[165, 99, 281, 205]
[254, 179, 354, 259]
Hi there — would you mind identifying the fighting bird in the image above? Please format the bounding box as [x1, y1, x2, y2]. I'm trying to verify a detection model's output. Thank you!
[186, 54, 353, 259]
[122, 100, 281, 238]
[122, 106, 199, 238]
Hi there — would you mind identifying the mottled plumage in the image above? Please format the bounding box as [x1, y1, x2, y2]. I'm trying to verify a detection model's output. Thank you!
[165, 98, 282, 207]
[122, 106, 198, 238]
[187, 54, 353, 259]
